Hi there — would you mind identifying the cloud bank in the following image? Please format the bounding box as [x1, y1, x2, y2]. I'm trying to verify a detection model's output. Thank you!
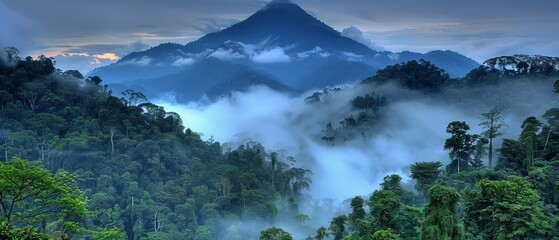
[158, 85, 480, 202]
[251, 47, 291, 63]
[342, 26, 384, 52]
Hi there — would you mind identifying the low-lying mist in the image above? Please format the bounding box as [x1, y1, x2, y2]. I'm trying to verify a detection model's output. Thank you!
[156, 78, 556, 237]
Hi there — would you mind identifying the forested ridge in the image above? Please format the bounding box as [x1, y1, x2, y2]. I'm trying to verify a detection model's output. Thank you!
[0, 49, 311, 239]
[2, 47, 559, 240]
[305, 60, 559, 240]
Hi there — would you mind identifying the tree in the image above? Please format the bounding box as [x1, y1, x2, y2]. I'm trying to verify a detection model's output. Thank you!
[397, 206, 421, 240]
[0, 157, 63, 229]
[369, 190, 401, 232]
[91, 228, 126, 240]
[554, 79, 559, 94]
[315, 226, 328, 240]
[348, 196, 371, 238]
[259, 227, 293, 240]
[472, 137, 489, 169]
[542, 108, 559, 152]
[63, 70, 84, 79]
[479, 107, 506, 168]
[271, 152, 278, 192]
[372, 229, 401, 240]
[496, 139, 524, 174]
[519, 117, 541, 169]
[19, 82, 46, 111]
[363, 60, 450, 92]
[86, 76, 103, 85]
[348, 196, 366, 229]
[444, 121, 479, 174]
[1, 47, 20, 68]
[465, 177, 554, 239]
[420, 185, 461, 240]
[329, 215, 347, 240]
[0, 157, 92, 238]
[380, 174, 404, 196]
[410, 161, 442, 201]
[120, 89, 147, 107]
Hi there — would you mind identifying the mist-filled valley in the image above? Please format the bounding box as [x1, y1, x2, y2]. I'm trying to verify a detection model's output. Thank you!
[3, 50, 559, 239]
[2, 0, 559, 239]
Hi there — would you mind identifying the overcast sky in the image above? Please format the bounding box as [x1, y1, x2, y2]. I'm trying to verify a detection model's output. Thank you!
[1, 0, 558, 73]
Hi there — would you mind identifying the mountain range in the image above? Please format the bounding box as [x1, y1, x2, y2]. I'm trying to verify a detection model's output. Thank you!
[91, 0, 480, 102]
[482, 55, 559, 75]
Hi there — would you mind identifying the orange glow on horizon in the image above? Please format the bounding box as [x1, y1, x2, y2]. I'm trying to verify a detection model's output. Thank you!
[93, 52, 120, 61]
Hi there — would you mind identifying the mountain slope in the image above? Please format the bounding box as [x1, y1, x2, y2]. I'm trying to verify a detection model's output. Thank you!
[120, 58, 295, 102]
[178, 0, 375, 54]
[90, 0, 479, 102]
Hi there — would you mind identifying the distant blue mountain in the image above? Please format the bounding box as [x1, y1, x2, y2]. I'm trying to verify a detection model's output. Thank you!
[91, 0, 479, 102]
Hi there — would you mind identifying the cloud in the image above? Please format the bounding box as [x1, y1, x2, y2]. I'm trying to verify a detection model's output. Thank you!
[0, 2, 38, 53]
[388, 53, 400, 60]
[125, 40, 150, 54]
[208, 48, 245, 60]
[93, 53, 119, 61]
[48, 41, 151, 73]
[194, 17, 240, 34]
[172, 57, 195, 66]
[341, 51, 363, 61]
[4, 0, 559, 65]
[53, 53, 117, 73]
[297, 47, 327, 59]
[251, 47, 291, 63]
[121, 56, 152, 66]
[341, 26, 384, 51]
[135, 69, 559, 238]
[157, 85, 471, 201]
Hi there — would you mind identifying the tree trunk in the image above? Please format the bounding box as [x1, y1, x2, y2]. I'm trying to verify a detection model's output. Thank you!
[4, 139, 7, 162]
[192, 209, 198, 226]
[488, 138, 493, 168]
[110, 129, 115, 155]
[40, 139, 45, 162]
[544, 128, 553, 151]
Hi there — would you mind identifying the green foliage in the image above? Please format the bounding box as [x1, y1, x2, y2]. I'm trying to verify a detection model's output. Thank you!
[369, 190, 401, 232]
[420, 185, 461, 240]
[7, 48, 559, 240]
[0, 53, 311, 239]
[496, 138, 525, 174]
[348, 197, 366, 229]
[351, 92, 386, 112]
[479, 107, 506, 168]
[0, 225, 50, 240]
[444, 121, 480, 174]
[329, 215, 348, 240]
[466, 177, 555, 239]
[91, 228, 127, 240]
[519, 116, 541, 169]
[259, 227, 293, 240]
[314, 226, 328, 240]
[0, 157, 119, 239]
[0, 157, 65, 229]
[397, 206, 421, 240]
[371, 229, 401, 240]
[364, 60, 450, 92]
[410, 161, 442, 202]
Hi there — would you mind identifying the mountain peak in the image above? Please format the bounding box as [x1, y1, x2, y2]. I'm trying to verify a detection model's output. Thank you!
[260, 0, 305, 12]
[267, 0, 294, 5]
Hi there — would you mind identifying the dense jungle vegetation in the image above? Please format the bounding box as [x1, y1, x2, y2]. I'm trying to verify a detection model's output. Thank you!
[2, 48, 559, 240]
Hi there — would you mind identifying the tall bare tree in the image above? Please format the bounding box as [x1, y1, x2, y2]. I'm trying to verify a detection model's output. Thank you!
[479, 107, 506, 168]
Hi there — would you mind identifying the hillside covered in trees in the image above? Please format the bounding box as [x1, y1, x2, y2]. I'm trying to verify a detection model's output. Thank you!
[2, 47, 559, 240]
[0, 49, 312, 239]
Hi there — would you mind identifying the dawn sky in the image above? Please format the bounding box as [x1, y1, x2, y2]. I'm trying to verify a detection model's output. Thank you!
[1, 0, 557, 74]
